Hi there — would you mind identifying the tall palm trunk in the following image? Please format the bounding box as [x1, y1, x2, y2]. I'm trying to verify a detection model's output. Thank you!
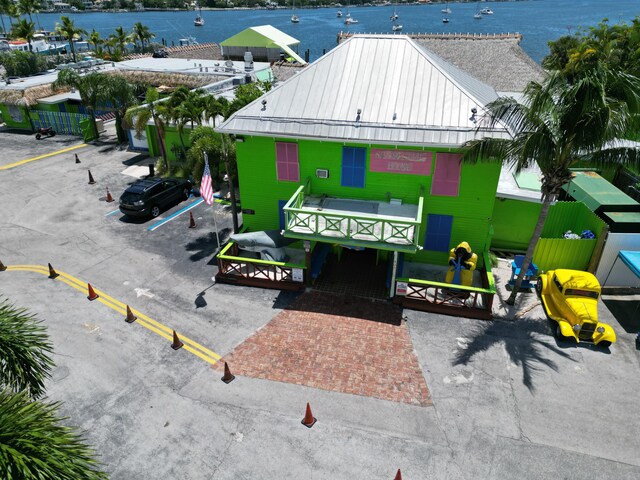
[153, 118, 168, 171]
[69, 39, 76, 62]
[506, 194, 555, 305]
[114, 111, 126, 143]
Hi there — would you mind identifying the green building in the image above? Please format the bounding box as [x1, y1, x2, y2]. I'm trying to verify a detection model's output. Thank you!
[216, 34, 514, 318]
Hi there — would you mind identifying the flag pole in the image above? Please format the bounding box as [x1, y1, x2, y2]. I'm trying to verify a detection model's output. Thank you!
[203, 152, 221, 251]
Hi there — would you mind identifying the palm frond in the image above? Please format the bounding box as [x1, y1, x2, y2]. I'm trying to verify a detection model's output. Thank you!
[0, 298, 53, 399]
[0, 390, 108, 479]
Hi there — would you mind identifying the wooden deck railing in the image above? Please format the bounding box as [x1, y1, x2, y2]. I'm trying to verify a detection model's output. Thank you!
[394, 252, 496, 320]
[215, 241, 306, 291]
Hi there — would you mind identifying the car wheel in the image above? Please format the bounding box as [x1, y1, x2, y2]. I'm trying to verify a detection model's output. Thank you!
[598, 340, 612, 349]
[535, 277, 543, 295]
[150, 205, 160, 218]
[554, 323, 564, 340]
[182, 188, 190, 200]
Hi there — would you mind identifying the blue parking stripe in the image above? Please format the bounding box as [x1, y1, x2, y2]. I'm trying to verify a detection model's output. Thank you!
[147, 198, 204, 232]
[105, 209, 120, 216]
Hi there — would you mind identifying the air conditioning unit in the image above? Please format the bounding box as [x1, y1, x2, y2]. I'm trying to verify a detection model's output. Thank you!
[316, 169, 329, 179]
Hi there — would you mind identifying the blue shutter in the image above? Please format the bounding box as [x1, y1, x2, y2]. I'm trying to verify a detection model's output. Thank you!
[341, 147, 366, 188]
[278, 200, 287, 230]
[424, 214, 453, 252]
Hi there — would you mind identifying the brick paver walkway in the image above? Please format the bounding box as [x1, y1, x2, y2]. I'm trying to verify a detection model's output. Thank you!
[221, 292, 431, 407]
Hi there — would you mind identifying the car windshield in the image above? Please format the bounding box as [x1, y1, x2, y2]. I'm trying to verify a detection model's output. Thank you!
[564, 289, 599, 299]
[120, 191, 143, 203]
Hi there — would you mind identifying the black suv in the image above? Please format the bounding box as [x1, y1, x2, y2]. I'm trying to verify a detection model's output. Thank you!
[119, 178, 192, 218]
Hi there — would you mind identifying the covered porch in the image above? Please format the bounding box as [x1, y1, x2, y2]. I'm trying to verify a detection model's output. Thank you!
[282, 179, 424, 253]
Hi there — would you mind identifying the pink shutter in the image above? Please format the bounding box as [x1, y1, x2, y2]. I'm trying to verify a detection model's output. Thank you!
[431, 153, 461, 196]
[276, 142, 289, 181]
[287, 143, 300, 182]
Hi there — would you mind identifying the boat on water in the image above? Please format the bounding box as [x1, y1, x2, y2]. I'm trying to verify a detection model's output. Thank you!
[194, 3, 204, 26]
[336, 10, 342, 17]
[390, 13, 398, 21]
[291, 0, 299, 23]
[442, 17, 449, 23]
[344, 16, 358, 25]
[480, 8, 494, 15]
[392, 23, 402, 31]
[474, 12, 482, 19]
[2, 32, 68, 54]
[179, 36, 199, 46]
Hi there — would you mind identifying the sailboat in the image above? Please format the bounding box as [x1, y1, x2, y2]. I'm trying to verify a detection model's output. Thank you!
[390, 0, 398, 21]
[336, 10, 343, 17]
[392, 22, 403, 31]
[344, 2, 358, 24]
[441, 1, 451, 14]
[291, 0, 299, 23]
[194, 3, 204, 26]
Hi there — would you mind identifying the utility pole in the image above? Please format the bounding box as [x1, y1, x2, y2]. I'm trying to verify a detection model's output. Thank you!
[221, 134, 239, 233]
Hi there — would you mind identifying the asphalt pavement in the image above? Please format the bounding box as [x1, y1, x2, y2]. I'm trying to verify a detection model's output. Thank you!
[1, 124, 639, 479]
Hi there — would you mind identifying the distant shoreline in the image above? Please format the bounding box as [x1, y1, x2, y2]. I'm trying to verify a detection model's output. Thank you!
[40, 0, 527, 15]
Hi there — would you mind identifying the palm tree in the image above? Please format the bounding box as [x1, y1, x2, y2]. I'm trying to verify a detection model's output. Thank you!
[87, 29, 104, 55]
[132, 22, 154, 51]
[53, 69, 108, 139]
[462, 68, 640, 305]
[0, 389, 108, 478]
[17, 0, 40, 25]
[11, 18, 35, 51]
[202, 95, 230, 127]
[55, 16, 87, 63]
[126, 87, 170, 170]
[110, 26, 131, 57]
[104, 75, 138, 143]
[0, 298, 53, 399]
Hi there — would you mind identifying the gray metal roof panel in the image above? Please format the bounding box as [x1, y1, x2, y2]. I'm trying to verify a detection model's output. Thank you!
[218, 34, 510, 146]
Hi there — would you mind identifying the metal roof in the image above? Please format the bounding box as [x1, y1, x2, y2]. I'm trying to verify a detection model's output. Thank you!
[220, 25, 300, 48]
[564, 171, 639, 211]
[217, 34, 511, 147]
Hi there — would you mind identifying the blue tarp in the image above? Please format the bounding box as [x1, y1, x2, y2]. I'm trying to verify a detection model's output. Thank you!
[619, 250, 640, 280]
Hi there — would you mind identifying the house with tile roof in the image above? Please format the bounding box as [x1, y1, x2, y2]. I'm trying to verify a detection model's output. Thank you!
[215, 34, 517, 318]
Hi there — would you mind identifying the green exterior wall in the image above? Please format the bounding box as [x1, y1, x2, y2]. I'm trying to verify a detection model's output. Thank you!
[146, 124, 192, 163]
[491, 199, 542, 251]
[236, 136, 501, 267]
[0, 103, 33, 130]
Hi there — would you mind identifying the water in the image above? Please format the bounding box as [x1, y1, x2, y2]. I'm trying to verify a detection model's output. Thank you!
[32, 0, 640, 63]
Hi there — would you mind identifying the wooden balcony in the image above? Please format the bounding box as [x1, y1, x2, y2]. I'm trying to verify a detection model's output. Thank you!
[283, 179, 424, 253]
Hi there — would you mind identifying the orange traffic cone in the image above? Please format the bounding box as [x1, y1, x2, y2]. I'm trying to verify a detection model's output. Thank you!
[221, 362, 235, 384]
[188, 211, 196, 228]
[87, 283, 99, 301]
[393, 470, 402, 480]
[106, 188, 114, 203]
[88, 170, 96, 185]
[125, 305, 137, 323]
[171, 330, 184, 350]
[301, 402, 317, 428]
[48, 263, 59, 279]
[75, 153, 81, 164]
[0, 260, 6, 271]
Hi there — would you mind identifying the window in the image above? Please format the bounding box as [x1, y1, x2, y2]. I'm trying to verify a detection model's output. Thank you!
[424, 214, 453, 252]
[275, 142, 299, 182]
[278, 200, 288, 230]
[341, 147, 366, 188]
[431, 153, 462, 196]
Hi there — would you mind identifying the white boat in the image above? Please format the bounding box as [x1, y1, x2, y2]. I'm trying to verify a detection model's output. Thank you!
[194, 3, 204, 26]
[392, 23, 402, 31]
[5, 33, 67, 54]
[179, 36, 199, 46]
[474, 12, 482, 19]
[291, 14, 299, 23]
[390, 13, 398, 21]
[442, 17, 449, 23]
[337, 10, 342, 17]
[480, 8, 493, 15]
[344, 16, 359, 25]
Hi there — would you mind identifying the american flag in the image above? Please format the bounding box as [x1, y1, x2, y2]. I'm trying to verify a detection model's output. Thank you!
[201, 154, 214, 206]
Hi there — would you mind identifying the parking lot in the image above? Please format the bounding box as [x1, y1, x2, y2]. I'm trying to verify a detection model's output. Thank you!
[1, 126, 640, 479]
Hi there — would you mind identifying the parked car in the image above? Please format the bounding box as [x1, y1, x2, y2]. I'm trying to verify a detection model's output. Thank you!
[119, 178, 192, 218]
[536, 269, 616, 348]
[152, 49, 169, 58]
